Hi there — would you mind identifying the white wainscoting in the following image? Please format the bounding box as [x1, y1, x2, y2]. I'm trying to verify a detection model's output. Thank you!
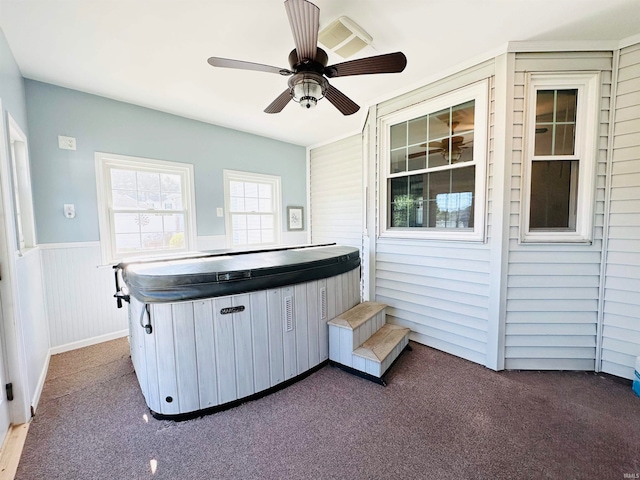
[41, 233, 316, 353]
[40, 242, 128, 351]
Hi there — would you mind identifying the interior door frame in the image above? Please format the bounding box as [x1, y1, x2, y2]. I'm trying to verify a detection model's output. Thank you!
[0, 99, 31, 426]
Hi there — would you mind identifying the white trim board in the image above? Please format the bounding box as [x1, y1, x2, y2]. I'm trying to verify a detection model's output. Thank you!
[508, 40, 620, 53]
[31, 350, 50, 415]
[619, 33, 640, 50]
[49, 329, 128, 356]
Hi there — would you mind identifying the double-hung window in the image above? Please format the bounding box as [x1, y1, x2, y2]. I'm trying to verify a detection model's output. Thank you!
[380, 80, 488, 241]
[96, 152, 196, 264]
[223, 170, 281, 248]
[522, 73, 599, 243]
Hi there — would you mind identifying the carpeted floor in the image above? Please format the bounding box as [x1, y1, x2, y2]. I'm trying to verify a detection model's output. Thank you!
[16, 338, 640, 479]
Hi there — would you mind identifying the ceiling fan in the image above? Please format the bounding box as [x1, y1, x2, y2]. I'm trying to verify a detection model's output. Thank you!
[207, 0, 407, 115]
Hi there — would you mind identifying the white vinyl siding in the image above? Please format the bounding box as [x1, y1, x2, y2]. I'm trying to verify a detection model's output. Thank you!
[601, 43, 640, 379]
[504, 52, 612, 370]
[309, 135, 363, 249]
[376, 240, 491, 365]
[373, 62, 494, 366]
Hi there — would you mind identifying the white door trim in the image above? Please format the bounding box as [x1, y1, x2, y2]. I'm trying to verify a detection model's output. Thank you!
[0, 102, 31, 425]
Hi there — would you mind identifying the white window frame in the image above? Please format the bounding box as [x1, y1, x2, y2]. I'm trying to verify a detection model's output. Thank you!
[95, 152, 197, 264]
[378, 80, 489, 241]
[223, 169, 282, 248]
[7, 114, 36, 254]
[521, 72, 599, 243]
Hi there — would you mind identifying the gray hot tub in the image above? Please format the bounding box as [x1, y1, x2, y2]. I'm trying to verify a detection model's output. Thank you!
[114, 244, 361, 419]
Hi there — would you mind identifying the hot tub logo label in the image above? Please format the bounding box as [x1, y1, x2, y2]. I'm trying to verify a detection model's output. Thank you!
[220, 306, 245, 315]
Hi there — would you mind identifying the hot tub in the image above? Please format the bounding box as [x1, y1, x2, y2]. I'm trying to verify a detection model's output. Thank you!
[114, 244, 360, 419]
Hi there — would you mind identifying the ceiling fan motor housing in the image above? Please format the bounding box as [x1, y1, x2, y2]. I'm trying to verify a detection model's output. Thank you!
[287, 48, 330, 108]
[288, 47, 329, 71]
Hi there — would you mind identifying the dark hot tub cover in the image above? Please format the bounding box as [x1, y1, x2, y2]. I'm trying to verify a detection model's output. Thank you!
[116, 244, 360, 303]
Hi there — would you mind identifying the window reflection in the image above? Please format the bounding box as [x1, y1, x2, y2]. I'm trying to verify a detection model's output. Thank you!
[388, 97, 476, 231]
[389, 166, 475, 229]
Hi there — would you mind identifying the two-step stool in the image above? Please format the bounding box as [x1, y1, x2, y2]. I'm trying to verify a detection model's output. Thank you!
[328, 301, 411, 386]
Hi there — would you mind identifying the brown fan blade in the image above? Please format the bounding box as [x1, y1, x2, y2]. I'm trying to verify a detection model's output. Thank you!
[324, 52, 407, 78]
[324, 84, 360, 116]
[284, 0, 320, 62]
[207, 57, 293, 76]
[264, 89, 292, 114]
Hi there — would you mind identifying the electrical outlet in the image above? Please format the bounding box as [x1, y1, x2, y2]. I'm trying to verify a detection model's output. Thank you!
[63, 204, 76, 219]
[58, 135, 76, 151]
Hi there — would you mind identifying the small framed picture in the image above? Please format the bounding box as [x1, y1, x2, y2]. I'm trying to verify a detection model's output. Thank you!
[287, 206, 304, 231]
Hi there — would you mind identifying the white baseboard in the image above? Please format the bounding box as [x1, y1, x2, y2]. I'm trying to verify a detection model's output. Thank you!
[31, 351, 51, 414]
[49, 329, 129, 355]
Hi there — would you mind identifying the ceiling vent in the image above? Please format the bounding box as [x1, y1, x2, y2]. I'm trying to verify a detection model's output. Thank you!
[318, 16, 373, 59]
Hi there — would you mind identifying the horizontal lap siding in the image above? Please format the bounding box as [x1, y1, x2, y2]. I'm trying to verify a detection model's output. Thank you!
[601, 43, 640, 379]
[377, 240, 491, 365]
[310, 135, 363, 249]
[504, 52, 612, 371]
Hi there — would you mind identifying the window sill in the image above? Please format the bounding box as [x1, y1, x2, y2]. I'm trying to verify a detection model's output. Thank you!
[379, 228, 484, 242]
[520, 233, 592, 245]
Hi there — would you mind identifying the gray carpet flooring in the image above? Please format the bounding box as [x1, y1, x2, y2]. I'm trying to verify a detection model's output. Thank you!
[16, 338, 640, 479]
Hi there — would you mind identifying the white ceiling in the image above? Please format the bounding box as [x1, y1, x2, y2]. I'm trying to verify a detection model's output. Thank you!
[1, 0, 639, 147]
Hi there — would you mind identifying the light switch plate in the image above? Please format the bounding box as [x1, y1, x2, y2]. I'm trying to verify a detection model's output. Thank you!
[58, 135, 76, 150]
[216, 208, 223, 217]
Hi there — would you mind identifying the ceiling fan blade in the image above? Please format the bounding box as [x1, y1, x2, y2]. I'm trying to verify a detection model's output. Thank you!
[324, 52, 407, 78]
[284, 0, 320, 62]
[324, 84, 360, 116]
[208, 57, 293, 76]
[264, 89, 293, 114]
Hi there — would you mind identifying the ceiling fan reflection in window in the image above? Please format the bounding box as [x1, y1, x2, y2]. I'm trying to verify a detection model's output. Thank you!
[428, 122, 471, 163]
[206, 0, 407, 115]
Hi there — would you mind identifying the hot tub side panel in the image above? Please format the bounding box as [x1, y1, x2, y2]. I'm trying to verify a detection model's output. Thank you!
[129, 268, 360, 416]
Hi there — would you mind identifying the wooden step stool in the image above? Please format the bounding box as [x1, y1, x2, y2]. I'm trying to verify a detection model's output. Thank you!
[328, 301, 410, 386]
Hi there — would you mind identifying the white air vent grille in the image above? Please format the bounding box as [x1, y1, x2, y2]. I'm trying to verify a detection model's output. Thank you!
[284, 296, 294, 332]
[320, 287, 327, 320]
[318, 16, 372, 59]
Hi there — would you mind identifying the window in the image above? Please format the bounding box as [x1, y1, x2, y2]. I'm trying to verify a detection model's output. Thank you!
[7, 114, 36, 253]
[522, 73, 599, 243]
[95, 153, 196, 264]
[380, 80, 488, 241]
[223, 170, 281, 248]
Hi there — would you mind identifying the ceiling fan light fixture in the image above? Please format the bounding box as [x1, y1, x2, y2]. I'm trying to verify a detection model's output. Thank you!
[442, 136, 465, 163]
[288, 72, 328, 109]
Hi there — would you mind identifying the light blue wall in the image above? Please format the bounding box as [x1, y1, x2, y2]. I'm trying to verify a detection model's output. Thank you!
[0, 28, 28, 131]
[24, 80, 307, 244]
